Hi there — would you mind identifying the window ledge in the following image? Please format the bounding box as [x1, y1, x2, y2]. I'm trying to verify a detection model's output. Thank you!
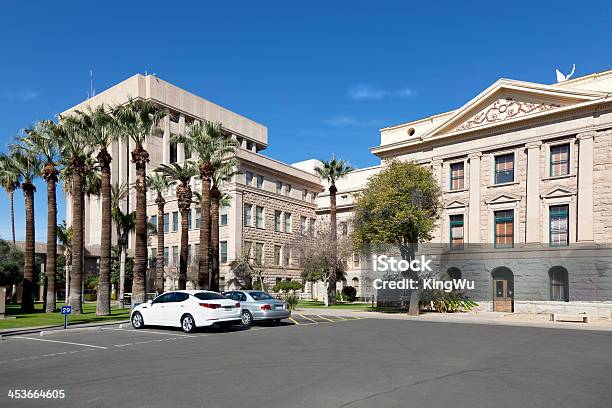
[542, 174, 575, 181]
[445, 188, 469, 194]
[488, 181, 520, 188]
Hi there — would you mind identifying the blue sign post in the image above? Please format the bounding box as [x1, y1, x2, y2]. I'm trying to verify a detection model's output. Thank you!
[61, 305, 72, 329]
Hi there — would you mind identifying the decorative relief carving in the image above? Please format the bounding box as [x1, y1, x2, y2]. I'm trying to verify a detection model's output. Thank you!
[455, 97, 560, 132]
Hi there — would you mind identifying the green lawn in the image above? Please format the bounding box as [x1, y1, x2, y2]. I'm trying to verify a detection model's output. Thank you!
[297, 300, 374, 310]
[0, 302, 130, 331]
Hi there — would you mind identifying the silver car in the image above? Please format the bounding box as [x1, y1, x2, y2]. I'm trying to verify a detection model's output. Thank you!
[223, 290, 291, 326]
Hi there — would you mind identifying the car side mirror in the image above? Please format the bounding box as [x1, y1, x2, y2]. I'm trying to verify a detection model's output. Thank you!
[148, 300, 153, 305]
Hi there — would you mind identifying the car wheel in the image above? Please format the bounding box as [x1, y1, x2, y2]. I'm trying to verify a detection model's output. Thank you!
[241, 310, 253, 326]
[181, 314, 196, 333]
[131, 312, 144, 329]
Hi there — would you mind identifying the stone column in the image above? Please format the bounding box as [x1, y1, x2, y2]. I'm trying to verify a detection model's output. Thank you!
[177, 114, 185, 162]
[229, 190, 243, 261]
[162, 115, 170, 164]
[525, 141, 542, 243]
[468, 152, 482, 244]
[577, 131, 595, 242]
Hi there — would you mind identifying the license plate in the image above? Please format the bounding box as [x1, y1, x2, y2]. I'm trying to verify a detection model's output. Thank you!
[275, 305, 284, 310]
[224, 306, 233, 311]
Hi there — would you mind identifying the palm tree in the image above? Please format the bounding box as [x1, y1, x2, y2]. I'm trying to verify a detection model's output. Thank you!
[146, 172, 171, 294]
[75, 105, 120, 316]
[24, 121, 61, 312]
[57, 220, 72, 302]
[112, 207, 135, 304]
[209, 158, 239, 291]
[171, 121, 238, 289]
[111, 181, 130, 303]
[114, 99, 166, 304]
[6, 136, 42, 312]
[156, 162, 196, 290]
[314, 156, 353, 305]
[0, 157, 20, 245]
[54, 115, 93, 314]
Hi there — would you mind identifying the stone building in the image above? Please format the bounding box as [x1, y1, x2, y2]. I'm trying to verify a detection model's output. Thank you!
[324, 69, 612, 317]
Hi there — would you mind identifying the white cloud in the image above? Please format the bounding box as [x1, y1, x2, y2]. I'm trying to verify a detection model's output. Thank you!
[324, 116, 381, 127]
[347, 84, 416, 100]
[0, 89, 40, 102]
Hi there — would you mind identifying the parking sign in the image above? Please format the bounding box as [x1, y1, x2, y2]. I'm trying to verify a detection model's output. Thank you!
[61, 305, 72, 315]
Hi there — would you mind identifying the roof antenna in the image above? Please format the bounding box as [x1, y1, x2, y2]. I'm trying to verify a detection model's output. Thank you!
[87, 69, 95, 99]
[556, 64, 576, 83]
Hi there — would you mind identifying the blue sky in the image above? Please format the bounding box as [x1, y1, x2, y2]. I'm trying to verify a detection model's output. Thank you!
[1, 0, 611, 241]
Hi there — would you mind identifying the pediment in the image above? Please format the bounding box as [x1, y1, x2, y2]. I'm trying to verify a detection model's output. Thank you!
[445, 199, 468, 209]
[485, 193, 521, 205]
[424, 79, 605, 139]
[541, 186, 576, 199]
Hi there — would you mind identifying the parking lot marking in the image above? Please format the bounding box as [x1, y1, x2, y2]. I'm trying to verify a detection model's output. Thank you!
[103, 327, 197, 338]
[15, 336, 108, 350]
[297, 314, 318, 323]
[288, 317, 300, 325]
[316, 315, 335, 322]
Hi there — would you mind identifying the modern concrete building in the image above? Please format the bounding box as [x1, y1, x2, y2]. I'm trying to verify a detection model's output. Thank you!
[324, 69, 612, 317]
[63, 74, 323, 293]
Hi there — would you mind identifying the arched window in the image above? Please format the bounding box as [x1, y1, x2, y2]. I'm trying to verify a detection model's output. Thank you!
[549, 267, 569, 302]
[447, 267, 462, 280]
[352, 277, 360, 296]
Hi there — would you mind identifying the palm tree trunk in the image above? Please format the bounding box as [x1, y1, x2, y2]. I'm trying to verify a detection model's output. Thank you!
[210, 188, 220, 292]
[10, 190, 15, 245]
[96, 152, 112, 316]
[328, 186, 338, 305]
[70, 173, 84, 314]
[21, 183, 36, 313]
[198, 177, 211, 290]
[178, 208, 189, 290]
[45, 176, 57, 312]
[155, 201, 165, 295]
[131, 146, 148, 304]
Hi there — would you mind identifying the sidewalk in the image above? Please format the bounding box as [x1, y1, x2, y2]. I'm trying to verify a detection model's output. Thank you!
[294, 308, 612, 332]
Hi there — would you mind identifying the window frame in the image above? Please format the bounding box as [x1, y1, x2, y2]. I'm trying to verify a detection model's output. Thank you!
[549, 268, 569, 302]
[449, 161, 465, 191]
[449, 214, 464, 250]
[549, 143, 570, 177]
[494, 152, 515, 185]
[243, 204, 253, 227]
[494, 210, 514, 249]
[549, 205, 569, 247]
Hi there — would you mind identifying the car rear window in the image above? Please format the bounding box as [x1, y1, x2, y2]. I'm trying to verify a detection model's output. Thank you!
[249, 292, 273, 300]
[194, 292, 227, 300]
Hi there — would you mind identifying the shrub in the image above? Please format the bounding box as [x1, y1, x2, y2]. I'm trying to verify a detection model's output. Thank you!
[336, 290, 344, 302]
[283, 293, 299, 310]
[273, 280, 303, 293]
[420, 290, 478, 313]
[341, 286, 357, 302]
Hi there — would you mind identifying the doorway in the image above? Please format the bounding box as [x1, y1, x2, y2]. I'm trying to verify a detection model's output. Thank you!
[492, 267, 514, 312]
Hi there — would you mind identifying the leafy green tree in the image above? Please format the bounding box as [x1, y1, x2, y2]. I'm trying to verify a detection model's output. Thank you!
[0, 156, 20, 245]
[0, 239, 24, 287]
[114, 99, 166, 304]
[171, 121, 238, 289]
[146, 173, 171, 294]
[156, 162, 197, 290]
[314, 156, 353, 304]
[353, 160, 441, 315]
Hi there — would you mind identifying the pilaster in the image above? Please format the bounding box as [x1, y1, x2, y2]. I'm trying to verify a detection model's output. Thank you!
[468, 152, 481, 243]
[525, 141, 542, 242]
[577, 131, 595, 242]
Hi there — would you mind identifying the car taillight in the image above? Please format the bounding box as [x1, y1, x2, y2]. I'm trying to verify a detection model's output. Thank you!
[261, 304, 271, 310]
[235, 303, 240, 308]
[199, 303, 221, 309]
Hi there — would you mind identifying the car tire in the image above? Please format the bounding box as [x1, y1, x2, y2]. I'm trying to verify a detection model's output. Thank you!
[241, 310, 253, 327]
[131, 312, 144, 329]
[271, 319, 281, 326]
[181, 314, 196, 333]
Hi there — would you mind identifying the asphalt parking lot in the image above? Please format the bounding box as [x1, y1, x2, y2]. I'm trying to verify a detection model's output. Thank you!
[1, 316, 611, 408]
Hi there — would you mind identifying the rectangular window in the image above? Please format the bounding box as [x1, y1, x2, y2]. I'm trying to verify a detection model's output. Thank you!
[550, 144, 570, 177]
[149, 248, 157, 268]
[243, 204, 252, 227]
[172, 211, 179, 232]
[275, 211, 282, 232]
[220, 206, 228, 226]
[284, 213, 292, 233]
[256, 206, 264, 228]
[169, 142, 177, 164]
[274, 245, 282, 266]
[195, 208, 201, 229]
[550, 269, 569, 302]
[163, 213, 169, 233]
[255, 243, 264, 265]
[494, 210, 514, 248]
[353, 252, 360, 268]
[302, 189, 308, 201]
[449, 214, 464, 250]
[286, 184, 292, 197]
[300, 216, 307, 235]
[494, 153, 514, 184]
[283, 247, 290, 266]
[276, 181, 283, 195]
[256, 175, 264, 189]
[172, 246, 178, 267]
[150, 215, 158, 234]
[220, 241, 228, 264]
[549, 205, 569, 246]
[245, 171, 253, 186]
[450, 162, 465, 190]
[163, 247, 169, 267]
[187, 210, 192, 230]
[310, 218, 316, 236]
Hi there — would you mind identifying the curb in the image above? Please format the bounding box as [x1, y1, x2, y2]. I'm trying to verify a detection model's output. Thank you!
[0, 319, 130, 338]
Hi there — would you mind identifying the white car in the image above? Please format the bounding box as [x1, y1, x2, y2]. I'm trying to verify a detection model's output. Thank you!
[130, 290, 242, 333]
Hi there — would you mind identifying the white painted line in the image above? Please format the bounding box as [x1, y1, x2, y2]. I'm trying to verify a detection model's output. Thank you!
[103, 327, 196, 337]
[16, 336, 108, 350]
